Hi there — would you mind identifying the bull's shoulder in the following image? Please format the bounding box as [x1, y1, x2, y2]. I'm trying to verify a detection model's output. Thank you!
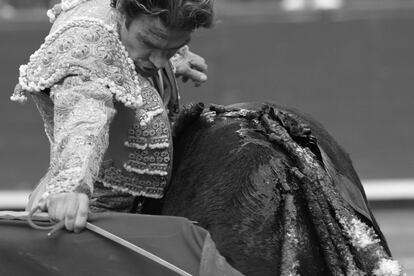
[275, 104, 359, 180]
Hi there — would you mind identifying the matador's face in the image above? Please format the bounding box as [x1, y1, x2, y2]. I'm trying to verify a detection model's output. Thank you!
[119, 13, 191, 77]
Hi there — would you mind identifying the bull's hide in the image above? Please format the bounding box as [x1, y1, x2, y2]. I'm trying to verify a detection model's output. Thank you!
[160, 102, 395, 276]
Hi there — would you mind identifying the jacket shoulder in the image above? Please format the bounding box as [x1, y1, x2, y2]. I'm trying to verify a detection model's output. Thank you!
[13, 19, 143, 107]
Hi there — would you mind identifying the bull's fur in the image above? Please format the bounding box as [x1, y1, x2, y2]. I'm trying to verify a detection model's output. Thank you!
[150, 102, 392, 276]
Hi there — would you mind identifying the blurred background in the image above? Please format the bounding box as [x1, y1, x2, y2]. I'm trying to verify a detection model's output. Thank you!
[0, 0, 413, 273]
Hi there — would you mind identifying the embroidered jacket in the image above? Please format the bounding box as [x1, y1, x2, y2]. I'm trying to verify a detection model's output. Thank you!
[11, 0, 180, 207]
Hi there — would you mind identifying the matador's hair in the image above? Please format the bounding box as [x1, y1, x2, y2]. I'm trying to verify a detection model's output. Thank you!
[111, 0, 214, 31]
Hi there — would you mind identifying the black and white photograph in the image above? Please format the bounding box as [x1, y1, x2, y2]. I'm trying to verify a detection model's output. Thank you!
[0, 0, 413, 275]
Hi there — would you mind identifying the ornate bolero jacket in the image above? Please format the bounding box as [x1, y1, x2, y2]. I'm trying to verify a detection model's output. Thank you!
[11, 0, 180, 208]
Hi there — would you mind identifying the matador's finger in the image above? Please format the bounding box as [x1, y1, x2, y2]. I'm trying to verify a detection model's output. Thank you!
[64, 196, 79, 232]
[185, 68, 207, 84]
[74, 195, 88, 233]
[189, 57, 208, 73]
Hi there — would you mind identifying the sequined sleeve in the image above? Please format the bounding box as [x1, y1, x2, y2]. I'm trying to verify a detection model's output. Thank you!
[42, 76, 116, 201]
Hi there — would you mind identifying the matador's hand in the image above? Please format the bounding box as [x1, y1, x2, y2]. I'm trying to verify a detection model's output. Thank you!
[46, 193, 89, 233]
[171, 45, 208, 87]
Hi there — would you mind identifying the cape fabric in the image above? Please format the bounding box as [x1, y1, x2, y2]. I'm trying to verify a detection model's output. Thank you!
[0, 212, 244, 276]
[228, 102, 391, 254]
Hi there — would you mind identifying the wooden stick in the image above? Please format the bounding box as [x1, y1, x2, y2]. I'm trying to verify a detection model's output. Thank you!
[85, 222, 192, 276]
[47, 220, 65, 236]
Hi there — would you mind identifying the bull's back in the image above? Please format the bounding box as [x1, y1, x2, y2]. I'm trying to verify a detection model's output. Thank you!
[162, 109, 327, 275]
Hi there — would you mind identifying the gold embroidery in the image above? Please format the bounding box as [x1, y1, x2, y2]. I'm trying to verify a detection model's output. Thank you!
[15, 16, 174, 202]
